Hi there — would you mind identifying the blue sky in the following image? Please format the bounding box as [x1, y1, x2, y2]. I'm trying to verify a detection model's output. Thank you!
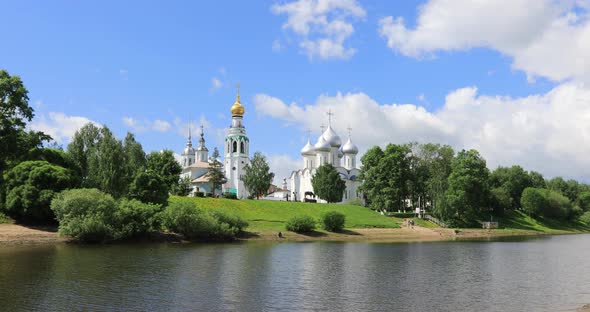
[2, 0, 590, 182]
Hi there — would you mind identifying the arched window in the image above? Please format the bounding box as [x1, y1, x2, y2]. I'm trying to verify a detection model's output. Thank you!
[232, 141, 237, 153]
[240, 141, 245, 154]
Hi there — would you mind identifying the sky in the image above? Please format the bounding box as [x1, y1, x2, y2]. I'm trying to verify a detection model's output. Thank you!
[2, 0, 590, 183]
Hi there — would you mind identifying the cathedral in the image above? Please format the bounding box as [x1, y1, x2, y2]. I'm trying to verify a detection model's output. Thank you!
[179, 89, 250, 198]
[289, 116, 362, 203]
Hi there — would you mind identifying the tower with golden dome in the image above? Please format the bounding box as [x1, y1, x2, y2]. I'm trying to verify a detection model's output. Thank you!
[223, 85, 250, 198]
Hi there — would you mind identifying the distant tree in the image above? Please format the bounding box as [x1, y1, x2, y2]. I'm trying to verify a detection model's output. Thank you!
[3, 161, 73, 223]
[171, 176, 192, 196]
[576, 191, 590, 211]
[128, 170, 169, 206]
[416, 143, 454, 213]
[207, 147, 226, 195]
[88, 127, 127, 197]
[67, 123, 102, 187]
[521, 187, 547, 216]
[489, 166, 532, 210]
[241, 152, 274, 199]
[312, 164, 346, 203]
[146, 150, 182, 192]
[490, 186, 511, 215]
[358, 146, 385, 209]
[443, 149, 490, 225]
[529, 171, 546, 189]
[123, 132, 146, 184]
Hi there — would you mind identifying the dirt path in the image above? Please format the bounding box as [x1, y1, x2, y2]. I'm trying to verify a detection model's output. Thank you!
[0, 223, 68, 244]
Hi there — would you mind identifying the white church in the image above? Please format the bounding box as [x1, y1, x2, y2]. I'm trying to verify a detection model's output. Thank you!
[289, 114, 362, 203]
[179, 88, 361, 203]
[179, 89, 250, 198]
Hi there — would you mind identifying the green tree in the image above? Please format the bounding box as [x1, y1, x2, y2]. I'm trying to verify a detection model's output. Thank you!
[88, 127, 127, 197]
[146, 150, 182, 192]
[67, 123, 102, 187]
[521, 187, 547, 216]
[3, 161, 73, 223]
[443, 149, 490, 225]
[123, 132, 146, 185]
[172, 176, 192, 196]
[128, 170, 169, 205]
[207, 147, 226, 195]
[529, 171, 546, 188]
[416, 143, 454, 213]
[241, 152, 274, 199]
[577, 191, 590, 211]
[489, 166, 533, 210]
[358, 146, 385, 209]
[312, 164, 346, 203]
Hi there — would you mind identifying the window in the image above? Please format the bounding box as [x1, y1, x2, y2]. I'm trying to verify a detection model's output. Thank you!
[232, 141, 237, 153]
[240, 141, 244, 153]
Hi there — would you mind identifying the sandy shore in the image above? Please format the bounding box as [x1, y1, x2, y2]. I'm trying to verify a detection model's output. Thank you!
[0, 223, 558, 245]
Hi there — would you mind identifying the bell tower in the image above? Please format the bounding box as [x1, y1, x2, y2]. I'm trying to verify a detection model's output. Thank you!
[224, 84, 250, 198]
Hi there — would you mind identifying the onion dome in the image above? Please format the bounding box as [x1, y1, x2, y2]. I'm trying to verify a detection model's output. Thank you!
[338, 147, 344, 158]
[182, 125, 196, 155]
[342, 137, 359, 155]
[231, 91, 245, 116]
[196, 126, 209, 151]
[322, 125, 341, 147]
[314, 135, 331, 152]
[301, 139, 315, 156]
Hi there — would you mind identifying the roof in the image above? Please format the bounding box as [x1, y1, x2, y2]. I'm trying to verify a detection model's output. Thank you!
[192, 173, 212, 183]
[187, 161, 210, 169]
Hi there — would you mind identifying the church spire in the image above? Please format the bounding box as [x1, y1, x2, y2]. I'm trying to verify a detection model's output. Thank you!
[186, 122, 193, 148]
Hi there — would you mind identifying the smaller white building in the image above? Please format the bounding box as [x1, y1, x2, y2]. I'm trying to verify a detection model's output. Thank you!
[180, 126, 221, 196]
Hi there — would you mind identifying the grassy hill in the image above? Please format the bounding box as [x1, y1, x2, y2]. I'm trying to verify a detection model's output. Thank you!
[496, 210, 590, 233]
[169, 196, 401, 231]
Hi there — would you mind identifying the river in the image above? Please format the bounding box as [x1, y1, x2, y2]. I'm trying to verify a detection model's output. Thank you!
[1, 234, 590, 311]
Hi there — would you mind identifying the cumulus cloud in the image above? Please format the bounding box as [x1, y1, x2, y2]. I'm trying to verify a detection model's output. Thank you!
[267, 154, 302, 184]
[378, 0, 590, 83]
[123, 117, 171, 133]
[272, 0, 366, 60]
[30, 112, 99, 143]
[254, 84, 590, 181]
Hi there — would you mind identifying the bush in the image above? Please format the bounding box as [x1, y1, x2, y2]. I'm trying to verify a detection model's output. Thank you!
[285, 215, 316, 233]
[51, 189, 118, 243]
[195, 192, 205, 197]
[223, 192, 238, 200]
[580, 211, 590, 224]
[521, 187, 577, 220]
[320, 211, 345, 232]
[115, 198, 163, 239]
[160, 201, 241, 240]
[206, 193, 214, 197]
[0, 212, 10, 224]
[210, 210, 248, 233]
[128, 170, 169, 206]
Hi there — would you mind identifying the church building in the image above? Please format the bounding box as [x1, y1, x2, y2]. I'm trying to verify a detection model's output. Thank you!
[289, 114, 362, 203]
[179, 125, 220, 196]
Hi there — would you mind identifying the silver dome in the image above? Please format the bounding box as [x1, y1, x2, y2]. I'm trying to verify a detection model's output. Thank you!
[314, 136, 331, 152]
[342, 137, 358, 154]
[301, 140, 315, 156]
[322, 125, 341, 147]
[183, 146, 196, 155]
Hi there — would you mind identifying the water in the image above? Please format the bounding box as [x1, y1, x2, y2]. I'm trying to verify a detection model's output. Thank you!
[1, 235, 590, 312]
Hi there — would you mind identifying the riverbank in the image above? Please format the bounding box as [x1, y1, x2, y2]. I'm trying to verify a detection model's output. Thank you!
[2, 222, 584, 245]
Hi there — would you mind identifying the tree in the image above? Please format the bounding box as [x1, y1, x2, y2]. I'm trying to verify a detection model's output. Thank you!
[87, 127, 127, 197]
[415, 143, 454, 213]
[207, 147, 226, 195]
[312, 164, 346, 203]
[489, 166, 532, 210]
[172, 176, 192, 196]
[443, 149, 491, 225]
[3, 161, 73, 223]
[67, 123, 102, 187]
[529, 171, 546, 188]
[577, 191, 590, 211]
[123, 132, 146, 185]
[128, 170, 169, 206]
[241, 152, 274, 199]
[146, 150, 182, 192]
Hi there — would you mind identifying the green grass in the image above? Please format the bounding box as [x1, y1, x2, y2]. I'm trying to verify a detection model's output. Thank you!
[496, 210, 590, 233]
[0, 212, 10, 224]
[169, 196, 401, 231]
[412, 217, 440, 228]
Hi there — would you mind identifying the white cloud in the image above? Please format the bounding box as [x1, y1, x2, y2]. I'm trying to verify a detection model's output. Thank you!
[267, 154, 301, 184]
[378, 0, 590, 83]
[272, 0, 366, 60]
[123, 117, 171, 133]
[211, 77, 222, 91]
[30, 112, 99, 143]
[254, 84, 590, 181]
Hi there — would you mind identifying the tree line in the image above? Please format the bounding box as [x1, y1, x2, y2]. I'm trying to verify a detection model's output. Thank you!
[358, 143, 590, 227]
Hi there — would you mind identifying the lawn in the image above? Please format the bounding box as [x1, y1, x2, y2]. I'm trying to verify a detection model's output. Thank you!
[498, 210, 590, 233]
[169, 196, 401, 231]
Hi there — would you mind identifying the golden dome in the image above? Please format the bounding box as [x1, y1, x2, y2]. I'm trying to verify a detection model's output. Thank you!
[230, 89, 245, 116]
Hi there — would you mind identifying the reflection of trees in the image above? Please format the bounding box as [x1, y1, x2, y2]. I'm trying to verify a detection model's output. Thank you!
[0, 245, 58, 310]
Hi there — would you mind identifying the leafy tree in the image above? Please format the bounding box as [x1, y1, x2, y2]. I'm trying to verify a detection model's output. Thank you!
[128, 170, 169, 205]
[521, 187, 547, 216]
[416, 143, 454, 213]
[443, 149, 490, 225]
[489, 166, 532, 210]
[490, 186, 511, 215]
[146, 150, 182, 192]
[311, 164, 346, 203]
[529, 171, 546, 189]
[123, 132, 146, 184]
[67, 123, 102, 187]
[87, 127, 127, 197]
[577, 191, 590, 211]
[207, 147, 226, 195]
[3, 161, 73, 223]
[241, 152, 274, 199]
[172, 176, 192, 196]
[358, 146, 385, 209]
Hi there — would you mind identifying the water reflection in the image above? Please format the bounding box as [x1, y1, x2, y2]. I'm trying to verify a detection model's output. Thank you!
[1, 235, 590, 312]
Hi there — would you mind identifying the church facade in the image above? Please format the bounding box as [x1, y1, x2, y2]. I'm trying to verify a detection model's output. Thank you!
[289, 121, 362, 203]
[179, 125, 220, 196]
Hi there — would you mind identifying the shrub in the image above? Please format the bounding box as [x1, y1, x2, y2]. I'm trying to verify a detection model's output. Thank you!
[0, 212, 10, 224]
[320, 211, 345, 232]
[160, 201, 241, 240]
[285, 215, 316, 233]
[580, 211, 590, 224]
[51, 189, 118, 243]
[223, 192, 238, 200]
[115, 198, 163, 239]
[128, 170, 169, 206]
[521, 187, 577, 220]
[195, 192, 205, 197]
